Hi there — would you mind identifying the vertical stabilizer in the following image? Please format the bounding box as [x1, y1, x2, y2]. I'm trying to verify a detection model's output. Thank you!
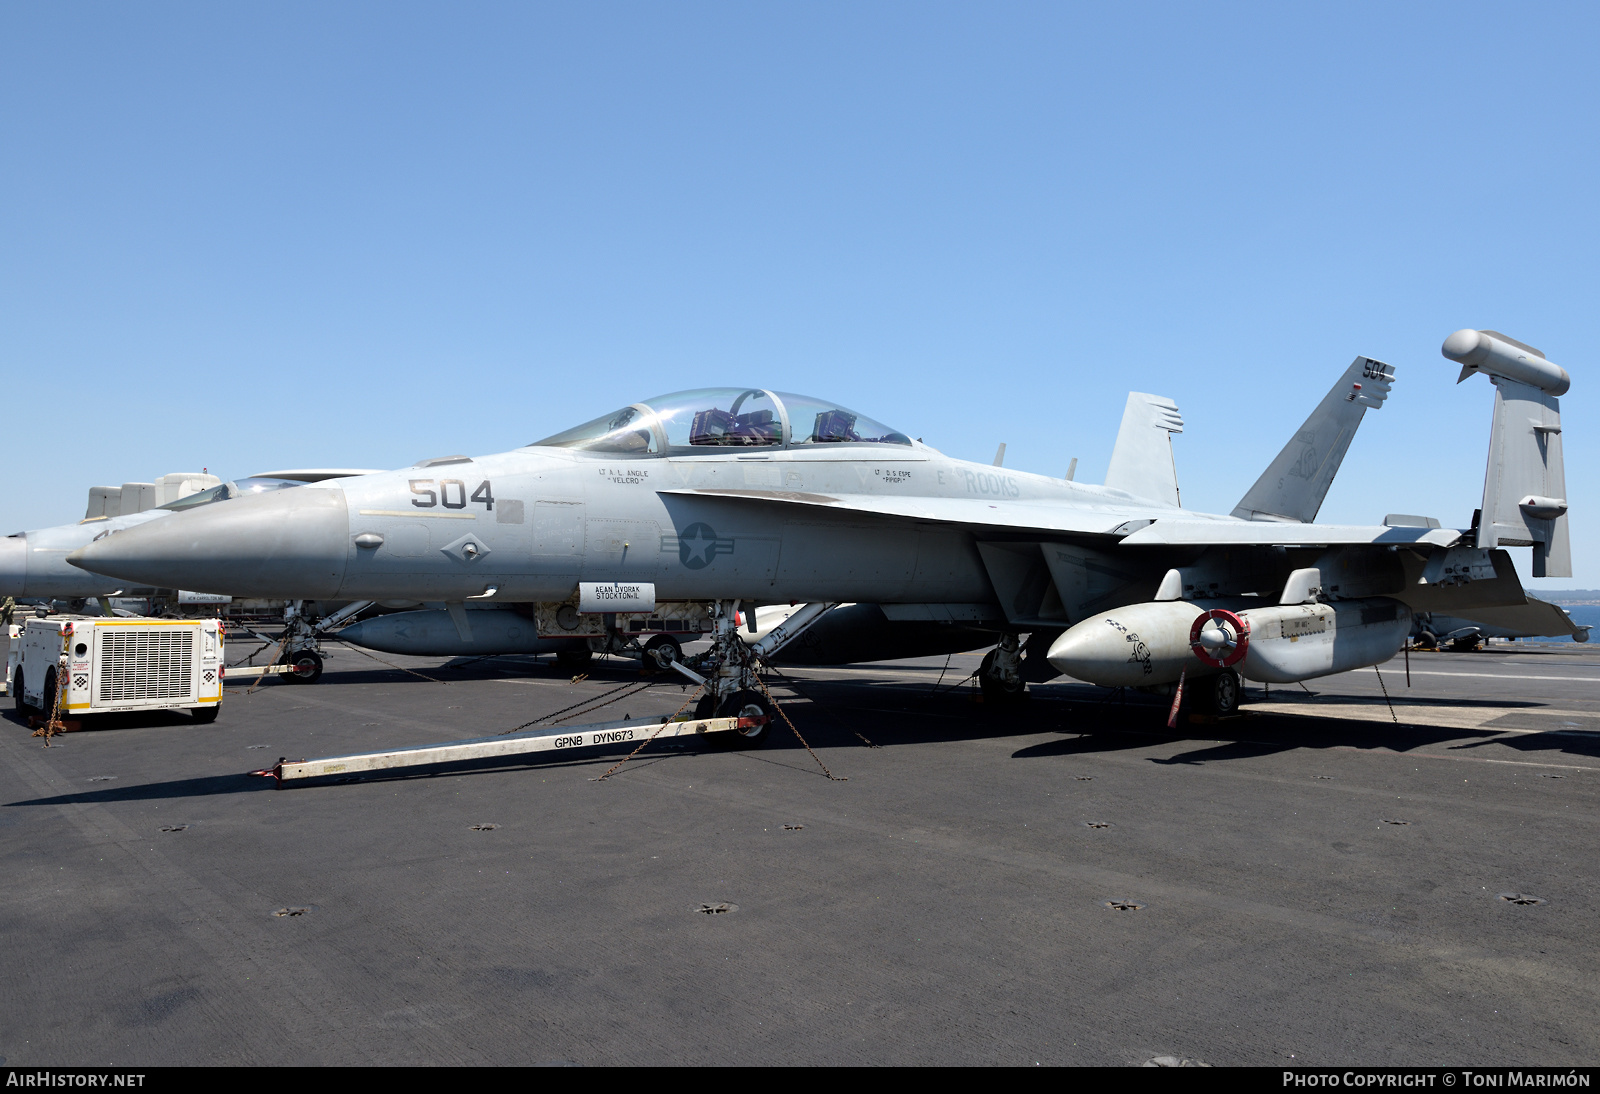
[1104, 393, 1184, 507]
[1442, 329, 1571, 578]
[1232, 357, 1394, 523]
[85, 486, 120, 520]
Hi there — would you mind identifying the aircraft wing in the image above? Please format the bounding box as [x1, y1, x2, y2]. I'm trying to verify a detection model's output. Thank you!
[1449, 595, 1591, 641]
[656, 488, 1143, 535]
[658, 488, 1463, 548]
[1117, 520, 1461, 548]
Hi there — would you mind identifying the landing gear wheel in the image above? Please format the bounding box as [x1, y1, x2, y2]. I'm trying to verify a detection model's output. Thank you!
[693, 694, 717, 721]
[555, 647, 593, 675]
[192, 705, 220, 724]
[642, 634, 682, 672]
[708, 689, 774, 748]
[283, 649, 323, 684]
[12, 668, 30, 715]
[1415, 631, 1438, 650]
[1202, 670, 1241, 717]
[979, 649, 1026, 704]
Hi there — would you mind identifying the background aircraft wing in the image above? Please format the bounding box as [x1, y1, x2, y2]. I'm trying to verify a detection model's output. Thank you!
[250, 469, 387, 482]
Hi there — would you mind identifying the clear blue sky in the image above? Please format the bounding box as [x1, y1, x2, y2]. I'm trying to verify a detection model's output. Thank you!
[4, 2, 1596, 589]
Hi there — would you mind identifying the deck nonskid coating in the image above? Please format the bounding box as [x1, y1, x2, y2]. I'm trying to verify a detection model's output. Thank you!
[2, 641, 1595, 1065]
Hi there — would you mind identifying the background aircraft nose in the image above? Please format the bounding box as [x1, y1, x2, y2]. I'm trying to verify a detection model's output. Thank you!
[68, 487, 350, 599]
[0, 535, 25, 597]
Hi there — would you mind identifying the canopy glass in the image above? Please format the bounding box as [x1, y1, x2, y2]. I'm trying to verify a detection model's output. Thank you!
[531, 388, 911, 453]
[157, 477, 305, 512]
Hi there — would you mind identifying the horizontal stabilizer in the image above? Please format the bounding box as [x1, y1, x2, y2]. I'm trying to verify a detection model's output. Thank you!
[1395, 548, 1527, 613]
[1233, 357, 1394, 523]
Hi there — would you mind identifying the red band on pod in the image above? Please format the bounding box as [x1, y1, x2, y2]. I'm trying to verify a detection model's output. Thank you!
[1189, 608, 1250, 668]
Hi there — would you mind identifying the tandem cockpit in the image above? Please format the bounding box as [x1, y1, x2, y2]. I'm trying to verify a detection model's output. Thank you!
[530, 388, 914, 456]
[155, 476, 306, 512]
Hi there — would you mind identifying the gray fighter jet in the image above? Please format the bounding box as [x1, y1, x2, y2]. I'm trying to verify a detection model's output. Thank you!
[3, 470, 385, 686]
[3, 470, 382, 604]
[335, 352, 1396, 677]
[70, 330, 1570, 737]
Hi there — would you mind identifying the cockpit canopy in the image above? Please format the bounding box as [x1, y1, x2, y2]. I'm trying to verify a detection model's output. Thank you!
[157, 477, 303, 512]
[531, 388, 913, 455]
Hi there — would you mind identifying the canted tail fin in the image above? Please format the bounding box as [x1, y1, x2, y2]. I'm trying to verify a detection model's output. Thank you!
[1232, 356, 1395, 523]
[1105, 393, 1184, 507]
[1443, 329, 1572, 578]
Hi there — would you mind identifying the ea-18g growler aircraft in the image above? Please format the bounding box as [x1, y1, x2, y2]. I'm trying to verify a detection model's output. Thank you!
[328, 348, 1392, 676]
[70, 329, 1571, 742]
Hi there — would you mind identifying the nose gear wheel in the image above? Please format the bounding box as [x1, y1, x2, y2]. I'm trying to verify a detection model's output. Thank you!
[705, 690, 774, 748]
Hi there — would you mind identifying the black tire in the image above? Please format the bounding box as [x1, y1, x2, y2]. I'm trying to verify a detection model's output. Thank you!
[708, 689, 774, 748]
[693, 694, 716, 721]
[42, 668, 58, 715]
[192, 705, 221, 724]
[979, 649, 1027, 704]
[12, 668, 30, 715]
[283, 649, 323, 684]
[555, 647, 593, 674]
[1201, 670, 1242, 717]
[642, 634, 682, 671]
[1416, 631, 1438, 650]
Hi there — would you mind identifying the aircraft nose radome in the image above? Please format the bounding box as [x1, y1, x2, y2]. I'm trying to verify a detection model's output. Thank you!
[0, 536, 25, 597]
[68, 487, 350, 599]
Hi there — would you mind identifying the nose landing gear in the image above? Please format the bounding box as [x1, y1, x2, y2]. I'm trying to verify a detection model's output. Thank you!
[703, 689, 775, 748]
[273, 600, 373, 685]
[673, 600, 836, 747]
[282, 649, 324, 684]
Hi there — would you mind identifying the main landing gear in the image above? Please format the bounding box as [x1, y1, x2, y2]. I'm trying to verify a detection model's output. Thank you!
[979, 634, 1026, 703]
[1197, 668, 1242, 717]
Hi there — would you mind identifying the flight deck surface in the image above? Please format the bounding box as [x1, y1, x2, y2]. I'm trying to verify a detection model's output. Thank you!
[2, 640, 1596, 1066]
